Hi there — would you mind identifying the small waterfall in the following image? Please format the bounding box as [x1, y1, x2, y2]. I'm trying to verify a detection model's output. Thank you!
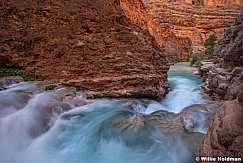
[14, 101, 194, 163]
[0, 62, 222, 163]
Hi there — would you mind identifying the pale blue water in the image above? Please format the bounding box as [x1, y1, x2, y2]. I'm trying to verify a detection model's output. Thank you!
[0, 62, 206, 163]
[145, 62, 204, 114]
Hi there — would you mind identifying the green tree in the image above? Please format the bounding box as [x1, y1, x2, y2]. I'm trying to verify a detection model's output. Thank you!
[189, 34, 217, 65]
[204, 34, 217, 57]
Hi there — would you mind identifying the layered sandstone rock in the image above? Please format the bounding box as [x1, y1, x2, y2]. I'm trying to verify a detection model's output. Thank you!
[144, 0, 243, 6]
[213, 13, 243, 67]
[142, 0, 243, 59]
[199, 13, 243, 103]
[121, 0, 192, 61]
[200, 100, 243, 158]
[200, 13, 243, 159]
[0, 0, 169, 99]
[203, 0, 243, 6]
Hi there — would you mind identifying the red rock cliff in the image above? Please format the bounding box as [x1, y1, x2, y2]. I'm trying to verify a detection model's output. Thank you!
[199, 13, 243, 158]
[120, 0, 192, 61]
[203, 0, 243, 6]
[0, 0, 169, 99]
[142, 0, 243, 59]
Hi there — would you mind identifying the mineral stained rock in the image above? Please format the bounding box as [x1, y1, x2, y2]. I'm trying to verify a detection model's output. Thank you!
[0, 0, 169, 99]
[142, 0, 243, 60]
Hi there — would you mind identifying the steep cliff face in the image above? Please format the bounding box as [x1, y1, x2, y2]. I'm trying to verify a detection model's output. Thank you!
[203, 0, 243, 6]
[0, 0, 169, 99]
[142, 0, 243, 59]
[200, 13, 243, 158]
[200, 100, 243, 158]
[213, 13, 243, 67]
[144, 0, 242, 6]
[199, 13, 243, 102]
[120, 0, 192, 61]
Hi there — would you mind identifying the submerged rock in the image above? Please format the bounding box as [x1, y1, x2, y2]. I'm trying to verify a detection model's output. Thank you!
[180, 101, 224, 134]
[0, 76, 24, 90]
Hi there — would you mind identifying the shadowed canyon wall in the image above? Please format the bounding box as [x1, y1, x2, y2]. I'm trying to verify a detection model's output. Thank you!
[200, 13, 243, 158]
[199, 13, 243, 102]
[0, 0, 169, 99]
[142, 0, 243, 60]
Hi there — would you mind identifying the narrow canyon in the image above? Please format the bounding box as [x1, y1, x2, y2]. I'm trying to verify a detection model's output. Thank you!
[0, 0, 242, 163]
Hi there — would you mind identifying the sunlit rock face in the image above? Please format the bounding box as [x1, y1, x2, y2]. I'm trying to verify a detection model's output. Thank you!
[0, 0, 169, 99]
[203, 0, 243, 6]
[143, 0, 243, 6]
[120, 0, 192, 62]
[142, 0, 243, 60]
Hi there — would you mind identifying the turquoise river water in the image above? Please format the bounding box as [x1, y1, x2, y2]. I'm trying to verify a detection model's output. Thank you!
[0, 62, 211, 163]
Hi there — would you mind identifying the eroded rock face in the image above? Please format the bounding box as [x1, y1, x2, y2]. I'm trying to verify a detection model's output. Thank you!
[0, 0, 169, 99]
[142, 0, 243, 60]
[203, 0, 243, 6]
[199, 13, 243, 103]
[200, 100, 243, 158]
[144, 0, 243, 6]
[213, 13, 243, 67]
[199, 14, 243, 159]
[120, 0, 192, 61]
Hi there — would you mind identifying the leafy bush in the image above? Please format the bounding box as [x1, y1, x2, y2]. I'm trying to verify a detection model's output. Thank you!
[204, 34, 217, 57]
[189, 34, 217, 65]
[190, 51, 209, 65]
[0, 68, 34, 81]
[189, 46, 193, 55]
[167, 55, 177, 64]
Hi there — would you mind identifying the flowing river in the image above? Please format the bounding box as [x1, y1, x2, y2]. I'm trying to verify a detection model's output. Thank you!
[0, 62, 222, 163]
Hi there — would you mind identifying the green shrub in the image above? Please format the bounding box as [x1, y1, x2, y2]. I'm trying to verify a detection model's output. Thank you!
[167, 55, 177, 64]
[0, 68, 34, 81]
[204, 34, 217, 57]
[189, 34, 217, 65]
[190, 51, 209, 65]
[189, 46, 193, 55]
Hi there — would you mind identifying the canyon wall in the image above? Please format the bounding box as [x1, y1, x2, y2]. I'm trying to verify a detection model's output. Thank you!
[0, 0, 169, 99]
[200, 13, 243, 158]
[121, 0, 192, 61]
[142, 0, 243, 60]
[199, 13, 243, 102]
[203, 0, 243, 6]
[200, 100, 243, 158]
[144, 0, 243, 6]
